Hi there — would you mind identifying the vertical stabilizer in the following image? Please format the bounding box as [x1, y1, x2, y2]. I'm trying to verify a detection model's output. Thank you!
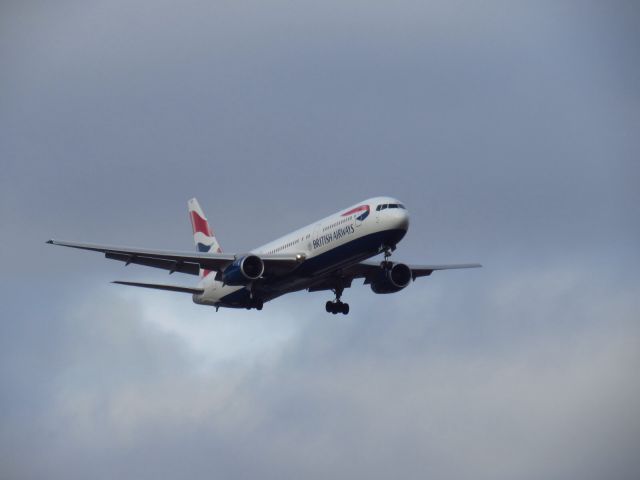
[188, 198, 222, 278]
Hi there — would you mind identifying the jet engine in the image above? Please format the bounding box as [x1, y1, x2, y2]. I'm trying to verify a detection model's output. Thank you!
[370, 262, 412, 294]
[221, 255, 264, 286]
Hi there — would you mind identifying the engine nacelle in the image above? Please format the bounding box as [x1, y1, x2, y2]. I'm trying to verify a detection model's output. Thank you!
[221, 255, 264, 286]
[370, 262, 413, 294]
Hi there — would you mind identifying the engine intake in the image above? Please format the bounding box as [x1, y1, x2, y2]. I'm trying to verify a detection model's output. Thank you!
[221, 255, 264, 286]
[370, 262, 412, 294]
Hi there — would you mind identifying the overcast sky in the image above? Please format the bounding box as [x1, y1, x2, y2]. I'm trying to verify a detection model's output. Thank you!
[1, 1, 639, 478]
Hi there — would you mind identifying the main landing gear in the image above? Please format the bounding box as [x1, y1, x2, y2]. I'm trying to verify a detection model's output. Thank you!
[326, 301, 349, 315]
[325, 287, 349, 315]
[245, 300, 263, 310]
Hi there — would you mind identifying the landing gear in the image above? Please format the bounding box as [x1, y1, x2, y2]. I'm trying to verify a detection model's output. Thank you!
[381, 245, 396, 270]
[325, 287, 349, 315]
[247, 300, 263, 310]
[325, 301, 349, 315]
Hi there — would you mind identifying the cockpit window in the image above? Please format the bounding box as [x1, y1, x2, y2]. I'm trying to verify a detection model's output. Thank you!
[376, 203, 406, 211]
[377, 203, 408, 211]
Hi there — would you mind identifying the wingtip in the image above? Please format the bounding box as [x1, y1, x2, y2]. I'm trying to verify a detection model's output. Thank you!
[46, 239, 54, 244]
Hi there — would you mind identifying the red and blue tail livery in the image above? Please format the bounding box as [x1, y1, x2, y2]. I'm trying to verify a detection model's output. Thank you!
[188, 198, 222, 277]
[48, 196, 481, 314]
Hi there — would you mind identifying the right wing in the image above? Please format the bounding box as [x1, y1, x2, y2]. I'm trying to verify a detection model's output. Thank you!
[402, 263, 482, 279]
[307, 261, 482, 292]
[347, 261, 482, 282]
[47, 239, 305, 276]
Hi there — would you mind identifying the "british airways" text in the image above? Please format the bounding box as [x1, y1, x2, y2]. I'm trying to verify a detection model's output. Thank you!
[312, 225, 355, 249]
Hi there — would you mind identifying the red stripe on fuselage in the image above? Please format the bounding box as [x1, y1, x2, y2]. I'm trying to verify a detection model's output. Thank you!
[342, 205, 369, 216]
[190, 211, 212, 236]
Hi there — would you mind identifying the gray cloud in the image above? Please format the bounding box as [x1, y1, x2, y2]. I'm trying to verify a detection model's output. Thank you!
[1, 267, 638, 479]
[1, 0, 638, 478]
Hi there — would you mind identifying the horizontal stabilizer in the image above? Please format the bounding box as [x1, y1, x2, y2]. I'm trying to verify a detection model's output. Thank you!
[112, 281, 204, 294]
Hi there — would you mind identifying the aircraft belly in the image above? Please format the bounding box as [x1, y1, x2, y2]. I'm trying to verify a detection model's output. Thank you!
[201, 227, 406, 309]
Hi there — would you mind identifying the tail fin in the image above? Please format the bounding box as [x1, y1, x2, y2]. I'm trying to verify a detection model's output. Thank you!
[188, 198, 222, 278]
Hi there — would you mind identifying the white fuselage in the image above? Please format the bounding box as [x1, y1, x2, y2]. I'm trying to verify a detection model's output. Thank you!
[194, 196, 409, 308]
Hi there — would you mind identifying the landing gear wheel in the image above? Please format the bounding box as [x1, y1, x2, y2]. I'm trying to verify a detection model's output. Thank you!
[325, 286, 350, 315]
[324, 301, 350, 315]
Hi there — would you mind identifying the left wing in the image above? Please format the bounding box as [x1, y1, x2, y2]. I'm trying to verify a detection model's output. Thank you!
[46, 239, 305, 276]
[112, 281, 204, 294]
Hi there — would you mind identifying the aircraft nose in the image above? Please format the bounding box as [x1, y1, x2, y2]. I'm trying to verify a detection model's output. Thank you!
[390, 207, 410, 231]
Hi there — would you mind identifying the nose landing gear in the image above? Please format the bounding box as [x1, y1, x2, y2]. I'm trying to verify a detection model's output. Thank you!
[325, 287, 349, 315]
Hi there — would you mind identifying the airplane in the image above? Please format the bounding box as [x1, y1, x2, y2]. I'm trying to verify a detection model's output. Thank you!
[47, 196, 481, 314]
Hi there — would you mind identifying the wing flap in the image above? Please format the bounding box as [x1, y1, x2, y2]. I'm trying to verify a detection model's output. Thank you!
[105, 252, 200, 275]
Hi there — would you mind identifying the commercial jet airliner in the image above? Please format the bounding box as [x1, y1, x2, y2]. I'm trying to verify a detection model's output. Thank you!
[48, 197, 480, 314]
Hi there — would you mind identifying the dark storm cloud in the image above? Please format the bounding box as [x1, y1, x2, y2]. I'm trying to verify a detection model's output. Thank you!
[1, 0, 638, 479]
